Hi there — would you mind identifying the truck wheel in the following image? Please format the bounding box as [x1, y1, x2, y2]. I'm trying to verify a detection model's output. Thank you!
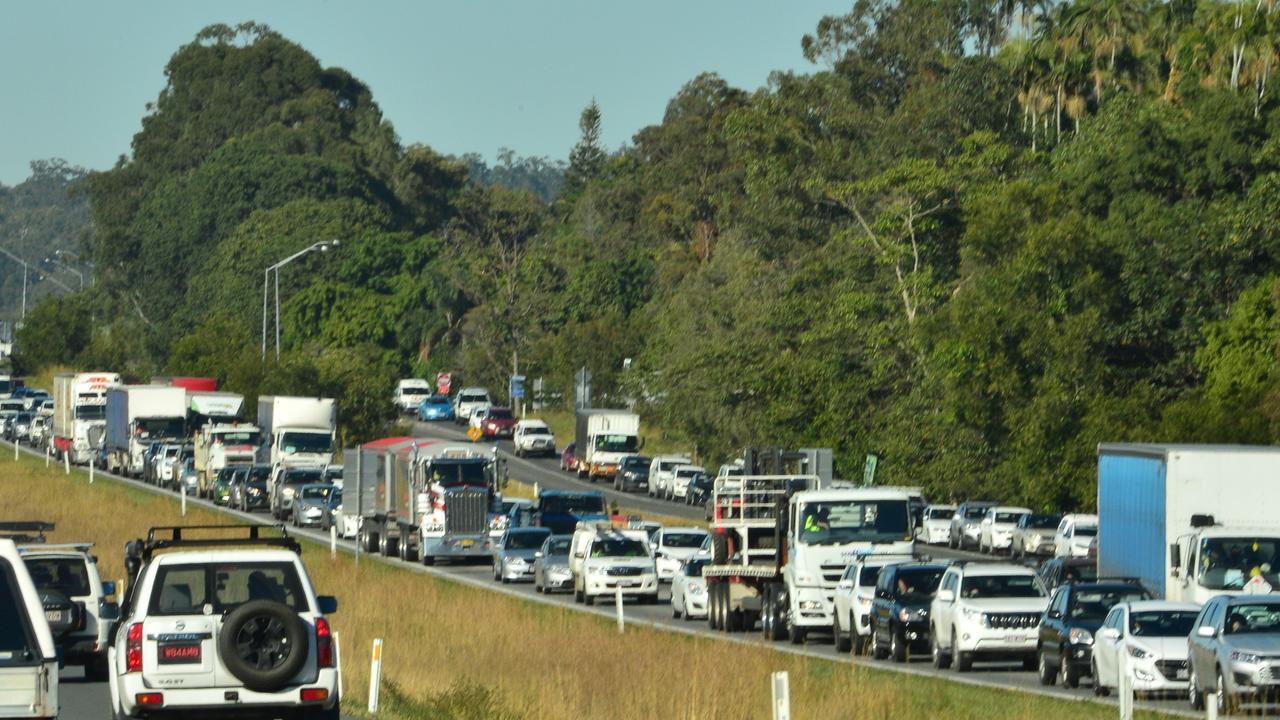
[364, 531, 380, 555]
[760, 585, 772, 637]
[711, 534, 728, 565]
[380, 535, 398, 557]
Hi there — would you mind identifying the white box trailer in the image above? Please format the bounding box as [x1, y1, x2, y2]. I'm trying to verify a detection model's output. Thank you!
[53, 372, 121, 464]
[257, 396, 337, 470]
[1098, 443, 1280, 603]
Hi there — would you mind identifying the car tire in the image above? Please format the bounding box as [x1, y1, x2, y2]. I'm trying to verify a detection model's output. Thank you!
[953, 631, 972, 672]
[1061, 657, 1080, 688]
[834, 616, 852, 653]
[1216, 671, 1235, 716]
[1038, 648, 1057, 686]
[217, 600, 309, 693]
[930, 628, 950, 669]
[871, 622, 888, 659]
[1092, 659, 1109, 696]
[1188, 666, 1204, 710]
[890, 627, 906, 663]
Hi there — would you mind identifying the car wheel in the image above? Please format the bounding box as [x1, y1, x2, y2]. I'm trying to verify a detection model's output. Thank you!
[1216, 671, 1235, 716]
[1092, 659, 1109, 696]
[890, 627, 907, 663]
[930, 628, 950, 669]
[1061, 656, 1080, 688]
[833, 616, 852, 653]
[217, 600, 309, 692]
[1038, 648, 1056, 686]
[1188, 665, 1204, 710]
[853, 631, 867, 656]
[871, 622, 888, 659]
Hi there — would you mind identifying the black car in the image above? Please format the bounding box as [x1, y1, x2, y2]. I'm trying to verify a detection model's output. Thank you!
[1037, 557, 1097, 594]
[869, 562, 947, 662]
[140, 441, 165, 483]
[686, 472, 713, 508]
[615, 455, 651, 493]
[231, 464, 273, 512]
[1037, 580, 1150, 688]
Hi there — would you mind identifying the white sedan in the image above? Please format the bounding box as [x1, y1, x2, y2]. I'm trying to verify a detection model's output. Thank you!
[918, 504, 956, 545]
[671, 558, 709, 620]
[669, 465, 706, 500]
[652, 528, 709, 581]
[1093, 600, 1200, 697]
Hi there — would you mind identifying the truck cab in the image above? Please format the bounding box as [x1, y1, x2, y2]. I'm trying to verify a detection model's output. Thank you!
[1171, 525, 1280, 604]
[195, 424, 261, 498]
[574, 409, 641, 482]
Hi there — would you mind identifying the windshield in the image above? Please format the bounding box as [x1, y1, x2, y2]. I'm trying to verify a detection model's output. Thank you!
[1199, 537, 1280, 590]
[1074, 525, 1097, 537]
[1070, 589, 1148, 621]
[663, 532, 706, 549]
[488, 409, 514, 420]
[424, 395, 449, 404]
[248, 466, 272, 481]
[1224, 604, 1280, 635]
[284, 470, 324, 485]
[214, 430, 259, 445]
[893, 569, 945, 604]
[426, 460, 489, 487]
[505, 531, 550, 550]
[1130, 610, 1199, 637]
[280, 431, 332, 455]
[684, 559, 710, 577]
[928, 508, 955, 520]
[995, 512, 1024, 523]
[590, 538, 649, 558]
[675, 467, 704, 478]
[75, 404, 106, 420]
[540, 495, 606, 515]
[799, 499, 910, 545]
[1026, 514, 1061, 529]
[137, 417, 185, 439]
[658, 460, 688, 472]
[544, 538, 571, 556]
[1058, 562, 1098, 583]
[460, 393, 488, 403]
[595, 434, 639, 453]
[964, 506, 989, 520]
[23, 557, 90, 596]
[523, 425, 552, 436]
[621, 456, 649, 469]
[401, 387, 430, 397]
[959, 574, 1046, 599]
[300, 485, 334, 500]
[859, 565, 883, 586]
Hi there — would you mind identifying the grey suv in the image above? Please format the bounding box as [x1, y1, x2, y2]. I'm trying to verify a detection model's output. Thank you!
[1188, 593, 1280, 714]
[949, 501, 997, 550]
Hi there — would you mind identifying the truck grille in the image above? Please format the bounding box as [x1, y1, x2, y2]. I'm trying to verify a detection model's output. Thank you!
[607, 566, 644, 577]
[444, 488, 488, 534]
[984, 612, 1040, 630]
[821, 564, 846, 583]
[1156, 660, 1188, 680]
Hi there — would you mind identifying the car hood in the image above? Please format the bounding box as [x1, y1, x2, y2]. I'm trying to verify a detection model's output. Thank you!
[500, 548, 541, 561]
[1132, 637, 1190, 661]
[541, 554, 570, 566]
[955, 596, 1049, 613]
[662, 547, 704, 561]
[1225, 634, 1280, 655]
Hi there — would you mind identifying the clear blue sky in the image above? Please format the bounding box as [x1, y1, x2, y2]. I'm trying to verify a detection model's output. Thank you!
[0, 0, 850, 186]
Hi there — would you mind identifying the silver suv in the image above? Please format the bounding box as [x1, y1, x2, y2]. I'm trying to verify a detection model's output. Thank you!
[20, 541, 119, 680]
[1188, 593, 1280, 714]
[108, 525, 340, 719]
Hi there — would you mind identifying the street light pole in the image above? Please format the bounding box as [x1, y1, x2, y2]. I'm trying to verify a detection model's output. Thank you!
[259, 239, 341, 362]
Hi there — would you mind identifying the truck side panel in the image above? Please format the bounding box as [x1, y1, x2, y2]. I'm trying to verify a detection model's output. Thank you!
[1098, 453, 1166, 597]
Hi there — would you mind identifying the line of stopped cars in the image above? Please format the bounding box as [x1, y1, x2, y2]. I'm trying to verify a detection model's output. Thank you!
[0, 521, 341, 720]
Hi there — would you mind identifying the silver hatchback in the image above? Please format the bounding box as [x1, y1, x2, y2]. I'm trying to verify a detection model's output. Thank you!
[492, 527, 552, 583]
[1189, 593, 1280, 714]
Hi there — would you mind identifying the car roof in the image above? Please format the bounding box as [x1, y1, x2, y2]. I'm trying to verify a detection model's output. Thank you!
[673, 465, 706, 472]
[990, 506, 1031, 514]
[925, 504, 957, 510]
[1226, 594, 1280, 606]
[661, 527, 708, 535]
[1123, 600, 1200, 613]
[1062, 513, 1098, 523]
[151, 549, 303, 565]
[1065, 581, 1146, 593]
[956, 562, 1037, 576]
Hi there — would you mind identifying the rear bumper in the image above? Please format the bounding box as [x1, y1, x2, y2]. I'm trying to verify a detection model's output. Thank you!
[118, 668, 339, 716]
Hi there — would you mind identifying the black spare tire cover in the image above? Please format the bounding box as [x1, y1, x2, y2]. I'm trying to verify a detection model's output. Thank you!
[217, 600, 309, 692]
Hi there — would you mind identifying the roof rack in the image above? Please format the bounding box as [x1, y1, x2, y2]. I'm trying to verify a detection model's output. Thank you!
[18, 542, 93, 554]
[129, 524, 301, 564]
[0, 521, 54, 544]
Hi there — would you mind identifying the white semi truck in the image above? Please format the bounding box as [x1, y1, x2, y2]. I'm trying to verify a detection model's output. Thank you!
[1098, 443, 1280, 603]
[702, 475, 914, 643]
[53, 372, 121, 464]
[573, 409, 641, 482]
[104, 386, 186, 477]
[189, 392, 260, 497]
[257, 396, 337, 471]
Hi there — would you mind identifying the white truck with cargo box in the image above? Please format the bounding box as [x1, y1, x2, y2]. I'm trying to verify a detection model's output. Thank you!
[257, 396, 337, 471]
[53, 371, 121, 465]
[105, 385, 187, 477]
[345, 437, 508, 564]
[1098, 443, 1280, 604]
[573, 409, 641, 482]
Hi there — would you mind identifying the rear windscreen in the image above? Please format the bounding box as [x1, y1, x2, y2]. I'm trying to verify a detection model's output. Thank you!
[149, 562, 307, 615]
[22, 557, 90, 597]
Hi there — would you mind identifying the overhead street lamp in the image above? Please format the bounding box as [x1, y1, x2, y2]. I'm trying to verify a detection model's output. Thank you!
[44, 250, 86, 290]
[261, 239, 341, 361]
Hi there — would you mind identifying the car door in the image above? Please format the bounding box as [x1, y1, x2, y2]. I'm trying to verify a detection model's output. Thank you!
[1095, 606, 1124, 684]
[0, 555, 56, 718]
[1189, 599, 1221, 691]
[932, 571, 956, 645]
[871, 569, 894, 644]
[1041, 587, 1069, 664]
[834, 566, 855, 629]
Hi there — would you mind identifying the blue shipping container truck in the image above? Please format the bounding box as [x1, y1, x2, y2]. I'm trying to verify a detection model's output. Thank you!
[1097, 444, 1280, 604]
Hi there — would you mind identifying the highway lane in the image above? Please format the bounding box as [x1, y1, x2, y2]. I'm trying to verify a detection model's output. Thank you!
[19, 439, 1194, 719]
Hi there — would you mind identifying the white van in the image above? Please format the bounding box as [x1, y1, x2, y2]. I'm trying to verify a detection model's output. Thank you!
[393, 379, 432, 414]
[0, 537, 58, 718]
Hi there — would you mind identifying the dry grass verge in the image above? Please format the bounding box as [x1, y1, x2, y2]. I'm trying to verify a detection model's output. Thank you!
[0, 454, 1176, 719]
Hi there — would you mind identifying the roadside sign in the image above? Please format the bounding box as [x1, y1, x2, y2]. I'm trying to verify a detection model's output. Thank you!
[862, 452, 880, 486]
[1244, 573, 1273, 594]
[436, 372, 452, 395]
[510, 374, 526, 400]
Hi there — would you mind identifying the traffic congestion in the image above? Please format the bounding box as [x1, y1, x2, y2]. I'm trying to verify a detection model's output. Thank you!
[6, 371, 1280, 718]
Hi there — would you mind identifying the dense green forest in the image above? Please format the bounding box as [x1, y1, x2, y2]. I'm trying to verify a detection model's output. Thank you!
[19, 2, 1280, 509]
[0, 160, 92, 322]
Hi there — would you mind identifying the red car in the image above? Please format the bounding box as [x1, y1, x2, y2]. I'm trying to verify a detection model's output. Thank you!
[479, 407, 517, 439]
[560, 443, 578, 472]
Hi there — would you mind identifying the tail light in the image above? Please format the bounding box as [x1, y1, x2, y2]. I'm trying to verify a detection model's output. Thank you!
[126, 622, 143, 672]
[315, 617, 333, 668]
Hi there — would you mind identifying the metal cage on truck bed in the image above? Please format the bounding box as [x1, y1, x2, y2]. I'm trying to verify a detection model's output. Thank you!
[709, 475, 817, 568]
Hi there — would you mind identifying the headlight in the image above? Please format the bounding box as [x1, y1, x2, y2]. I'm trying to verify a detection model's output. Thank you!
[1127, 645, 1152, 660]
[507, 557, 527, 567]
[283, 487, 296, 497]
[689, 585, 706, 596]
[899, 608, 927, 622]
[960, 606, 983, 622]
[1232, 650, 1263, 664]
[1068, 627, 1093, 645]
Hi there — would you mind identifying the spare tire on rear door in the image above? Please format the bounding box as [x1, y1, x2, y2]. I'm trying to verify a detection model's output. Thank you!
[217, 599, 309, 692]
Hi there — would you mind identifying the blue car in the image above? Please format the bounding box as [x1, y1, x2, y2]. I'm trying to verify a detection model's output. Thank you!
[417, 394, 455, 421]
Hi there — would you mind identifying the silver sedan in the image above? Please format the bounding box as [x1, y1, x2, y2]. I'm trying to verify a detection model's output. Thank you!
[534, 535, 573, 593]
[493, 527, 552, 583]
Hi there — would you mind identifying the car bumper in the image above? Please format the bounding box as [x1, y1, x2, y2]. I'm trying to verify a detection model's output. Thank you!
[683, 594, 708, 617]
[1128, 660, 1190, 691]
[955, 626, 1038, 654]
[500, 562, 535, 581]
[419, 408, 454, 421]
[989, 534, 1013, 549]
[792, 586, 835, 628]
[656, 557, 683, 580]
[590, 464, 618, 478]
[542, 571, 573, 591]
[118, 668, 340, 715]
[923, 527, 950, 544]
[585, 575, 658, 596]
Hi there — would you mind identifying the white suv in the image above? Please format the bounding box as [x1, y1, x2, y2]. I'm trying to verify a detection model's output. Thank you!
[570, 526, 658, 605]
[833, 555, 912, 653]
[647, 455, 691, 498]
[0, 535, 58, 719]
[453, 387, 492, 426]
[108, 526, 341, 719]
[20, 542, 119, 680]
[929, 562, 1048, 672]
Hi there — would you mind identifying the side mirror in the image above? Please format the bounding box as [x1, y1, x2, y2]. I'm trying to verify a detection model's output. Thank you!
[99, 602, 121, 622]
[534, 551, 543, 558]
[102, 581, 117, 596]
[1169, 543, 1181, 570]
[1196, 626, 1217, 638]
[1047, 610, 1062, 620]
[574, 551, 585, 559]
[1098, 627, 1119, 641]
[317, 595, 339, 614]
[936, 589, 955, 603]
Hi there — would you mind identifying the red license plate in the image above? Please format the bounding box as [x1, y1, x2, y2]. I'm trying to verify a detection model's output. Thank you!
[158, 643, 202, 664]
